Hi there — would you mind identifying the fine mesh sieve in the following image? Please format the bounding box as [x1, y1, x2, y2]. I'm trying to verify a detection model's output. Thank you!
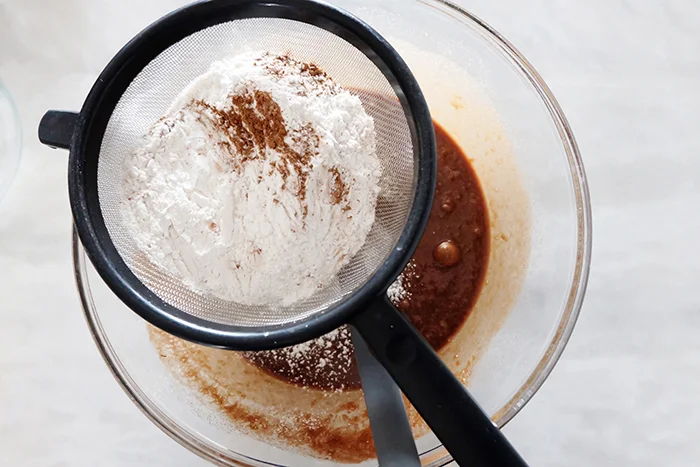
[98, 17, 416, 329]
[36, 0, 437, 349]
[39, 1, 528, 465]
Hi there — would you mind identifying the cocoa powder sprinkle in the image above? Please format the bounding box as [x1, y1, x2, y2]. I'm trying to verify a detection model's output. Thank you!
[194, 88, 317, 206]
[329, 167, 349, 205]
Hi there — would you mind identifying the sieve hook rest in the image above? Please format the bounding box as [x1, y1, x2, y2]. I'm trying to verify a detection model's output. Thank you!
[39, 110, 78, 150]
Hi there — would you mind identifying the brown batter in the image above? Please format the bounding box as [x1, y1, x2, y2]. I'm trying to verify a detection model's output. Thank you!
[243, 121, 490, 390]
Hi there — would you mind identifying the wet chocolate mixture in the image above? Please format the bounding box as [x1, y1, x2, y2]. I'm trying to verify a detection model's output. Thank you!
[244, 122, 490, 390]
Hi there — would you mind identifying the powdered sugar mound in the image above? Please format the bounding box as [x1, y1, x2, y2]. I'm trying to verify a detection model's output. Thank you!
[122, 53, 381, 306]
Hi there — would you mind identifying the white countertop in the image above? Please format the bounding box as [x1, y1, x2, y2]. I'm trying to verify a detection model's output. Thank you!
[1, 1, 699, 466]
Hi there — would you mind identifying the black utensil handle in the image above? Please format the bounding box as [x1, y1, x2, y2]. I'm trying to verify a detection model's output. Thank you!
[38, 110, 79, 150]
[351, 327, 422, 467]
[351, 295, 529, 467]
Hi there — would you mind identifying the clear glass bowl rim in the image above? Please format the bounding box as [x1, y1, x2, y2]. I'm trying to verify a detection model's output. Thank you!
[72, 1, 593, 465]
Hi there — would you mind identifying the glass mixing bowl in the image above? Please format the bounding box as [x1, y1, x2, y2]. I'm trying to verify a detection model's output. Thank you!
[73, 0, 592, 465]
[0, 81, 21, 202]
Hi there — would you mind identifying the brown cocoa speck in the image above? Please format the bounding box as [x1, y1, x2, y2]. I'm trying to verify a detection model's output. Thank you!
[192, 85, 320, 217]
[329, 167, 349, 205]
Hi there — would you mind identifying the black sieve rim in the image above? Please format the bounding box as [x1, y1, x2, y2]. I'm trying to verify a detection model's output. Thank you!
[68, 0, 436, 350]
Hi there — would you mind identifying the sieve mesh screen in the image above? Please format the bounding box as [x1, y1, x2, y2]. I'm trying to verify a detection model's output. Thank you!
[98, 18, 415, 327]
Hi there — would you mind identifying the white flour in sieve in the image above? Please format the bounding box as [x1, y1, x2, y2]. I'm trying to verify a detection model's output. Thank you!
[121, 53, 381, 306]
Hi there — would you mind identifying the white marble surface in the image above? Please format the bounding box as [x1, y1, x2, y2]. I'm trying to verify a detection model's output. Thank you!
[1, 1, 699, 466]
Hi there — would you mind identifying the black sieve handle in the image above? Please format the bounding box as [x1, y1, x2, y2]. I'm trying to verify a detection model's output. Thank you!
[351, 295, 529, 467]
[39, 110, 79, 150]
[350, 328, 421, 467]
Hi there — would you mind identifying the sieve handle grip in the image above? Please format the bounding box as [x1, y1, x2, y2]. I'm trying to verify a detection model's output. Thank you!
[351, 295, 529, 467]
[350, 328, 421, 467]
[38, 110, 78, 150]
